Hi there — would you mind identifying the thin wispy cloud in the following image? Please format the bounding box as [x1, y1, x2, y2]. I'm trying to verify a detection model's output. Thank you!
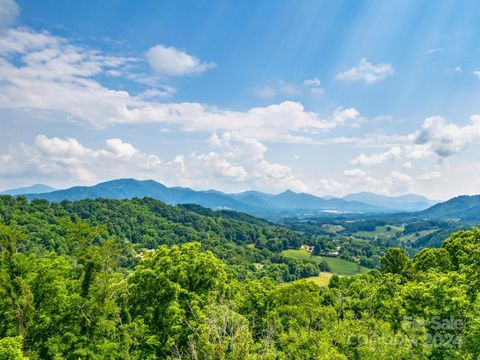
[336, 58, 394, 84]
[0, 0, 19, 29]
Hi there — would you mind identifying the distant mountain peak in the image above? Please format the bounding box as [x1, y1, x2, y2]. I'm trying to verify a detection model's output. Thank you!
[1, 184, 57, 196]
[280, 189, 294, 193]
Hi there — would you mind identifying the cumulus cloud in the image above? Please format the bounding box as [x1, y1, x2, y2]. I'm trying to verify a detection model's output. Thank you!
[350, 114, 480, 169]
[413, 115, 480, 158]
[0, 136, 163, 183]
[146, 44, 215, 77]
[474, 69, 480, 79]
[342, 167, 414, 195]
[388, 171, 413, 193]
[0, 0, 19, 29]
[351, 146, 402, 166]
[0, 27, 361, 143]
[336, 58, 394, 83]
[0, 134, 313, 193]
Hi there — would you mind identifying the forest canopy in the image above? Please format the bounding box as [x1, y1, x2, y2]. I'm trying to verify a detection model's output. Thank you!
[0, 196, 479, 359]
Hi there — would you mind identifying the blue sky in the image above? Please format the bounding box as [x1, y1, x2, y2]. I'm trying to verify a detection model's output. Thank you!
[1, 0, 480, 199]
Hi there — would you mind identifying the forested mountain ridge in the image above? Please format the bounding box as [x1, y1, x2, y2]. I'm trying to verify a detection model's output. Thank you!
[20, 178, 434, 214]
[418, 194, 480, 221]
[0, 195, 326, 282]
[0, 193, 479, 358]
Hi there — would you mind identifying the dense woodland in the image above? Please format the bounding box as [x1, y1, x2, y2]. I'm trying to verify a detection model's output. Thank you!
[0, 196, 479, 359]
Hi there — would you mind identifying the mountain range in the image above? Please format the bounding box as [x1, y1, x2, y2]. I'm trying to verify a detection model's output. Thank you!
[0, 184, 57, 196]
[2, 178, 441, 216]
[342, 192, 437, 211]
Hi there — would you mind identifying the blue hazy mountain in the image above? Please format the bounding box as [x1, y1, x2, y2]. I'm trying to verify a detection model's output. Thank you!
[24, 179, 257, 212]
[1, 184, 57, 196]
[418, 194, 480, 221]
[342, 192, 436, 211]
[21, 178, 404, 214]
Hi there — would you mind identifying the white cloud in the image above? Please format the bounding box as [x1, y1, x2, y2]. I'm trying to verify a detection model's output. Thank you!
[342, 168, 413, 195]
[253, 78, 325, 99]
[453, 66, 463, 73]
[105, 138, 138, 158]
[0, 0, 19, 29]
[303, 78, 321, 87]
[193, 152, 248, 180]
[474, 69, 480, 79]
[351, 146, 402, 166]
[303, 78, 324, 96]
[0, 27, 361, 143]
[146, 44, 215, 77]
[331, 107, 361, 126]
[388, 171, 413, 193]
[336, 58, 394, 83]
[0, 134, 313, 193]
[350, 114, 480, 168]
[413, 115, 480, 158]
[138, 86, 176, 99]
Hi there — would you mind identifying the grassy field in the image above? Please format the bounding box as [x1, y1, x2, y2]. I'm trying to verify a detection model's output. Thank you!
[302, 272, 333, 286]
[399, 229, 437, 242]
[354, 225, 404, 238]
[281, 249, 370, 276]
[321, 224, 345, 233]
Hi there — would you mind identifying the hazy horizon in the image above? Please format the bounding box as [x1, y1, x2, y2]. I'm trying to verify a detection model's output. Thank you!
[0, 177, 440, 201]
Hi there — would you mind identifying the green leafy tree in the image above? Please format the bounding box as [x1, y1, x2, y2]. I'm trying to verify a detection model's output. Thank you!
[127, 242, 228, 358]
[413, 248, 451, 272]
[381, 248, 411, 276]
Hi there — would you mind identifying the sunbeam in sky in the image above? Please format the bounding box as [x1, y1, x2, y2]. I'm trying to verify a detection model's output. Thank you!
[2, 0, 480, 199]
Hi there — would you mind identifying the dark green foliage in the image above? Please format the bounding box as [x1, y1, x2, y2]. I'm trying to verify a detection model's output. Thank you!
[381, 248, 411, 276]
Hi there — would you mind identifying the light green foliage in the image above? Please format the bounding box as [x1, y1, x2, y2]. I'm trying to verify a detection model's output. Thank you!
[127, 242, 228, 358]
[413, 248, 452, 272]
[0, 337, 28, 360]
